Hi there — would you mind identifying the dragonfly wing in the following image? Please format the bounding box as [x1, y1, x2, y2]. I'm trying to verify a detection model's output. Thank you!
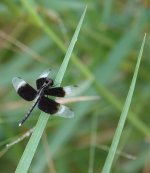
[12, 77, 37, 101]
[38, 96, 74, 118]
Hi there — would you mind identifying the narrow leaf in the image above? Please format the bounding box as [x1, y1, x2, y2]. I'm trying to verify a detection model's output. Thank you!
[101, 34, 146, 173]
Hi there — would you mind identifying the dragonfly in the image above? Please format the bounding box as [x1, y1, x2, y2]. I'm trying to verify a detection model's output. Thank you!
[12, 69, 75, 126]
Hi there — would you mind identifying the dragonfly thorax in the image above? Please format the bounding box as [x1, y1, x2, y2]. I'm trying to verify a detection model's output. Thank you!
[45, 78, 54, 87]
[40, 78, 53, 91]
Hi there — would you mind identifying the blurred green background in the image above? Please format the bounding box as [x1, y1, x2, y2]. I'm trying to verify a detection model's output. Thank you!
[0, 0, 150, 173]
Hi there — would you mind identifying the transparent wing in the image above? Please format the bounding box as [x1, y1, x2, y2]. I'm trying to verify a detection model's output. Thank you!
[12, 77, 37, 101]
[38, 69, 51, 79]
[12, 77, 26, 91]
[54, 105, 74, 118]
[63, 85, 78, 97]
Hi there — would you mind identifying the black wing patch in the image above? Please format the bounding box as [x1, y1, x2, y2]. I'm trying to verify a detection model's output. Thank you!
[36, 78, 46, 90]
[38, 96, 60, 114]
[38, 96, 74, 118]
[36, 69, 51, 89]
[12, 77, 37, 101]
[44, 87, 65, 97]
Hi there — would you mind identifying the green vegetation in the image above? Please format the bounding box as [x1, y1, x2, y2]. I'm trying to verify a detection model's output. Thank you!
[0, 1, 150, 173]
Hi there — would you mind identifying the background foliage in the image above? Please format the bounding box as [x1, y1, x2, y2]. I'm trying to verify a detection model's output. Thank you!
[0, 0, 150, 173]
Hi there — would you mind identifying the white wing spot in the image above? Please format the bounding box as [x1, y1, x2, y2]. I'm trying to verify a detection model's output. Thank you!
[12, 77, 26, 91]
[17, 81, 26, 90]
[64, 87, 72, 96]
[39, 69, 50, 78]
[57, 105, 66, 115]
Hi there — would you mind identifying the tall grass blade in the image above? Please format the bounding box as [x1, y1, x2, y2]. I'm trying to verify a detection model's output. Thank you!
[102, 0, 114, 23]
[15, 6, 87, 173]
[101, 34, 146, 173]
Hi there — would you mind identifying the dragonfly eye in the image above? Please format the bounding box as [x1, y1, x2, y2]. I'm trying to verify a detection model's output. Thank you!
[45, 78, 53, 86]
[45, 79, 49, 84]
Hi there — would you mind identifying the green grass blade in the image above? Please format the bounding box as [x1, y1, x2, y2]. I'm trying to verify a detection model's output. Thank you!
[102, 0, 114, 23]
[55, 6, 87, 84]
[15, 7, 87, 173]
[101, 34, 146, 173]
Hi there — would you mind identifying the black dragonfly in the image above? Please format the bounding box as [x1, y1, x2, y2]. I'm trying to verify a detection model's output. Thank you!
[12, 69, 75, 126]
